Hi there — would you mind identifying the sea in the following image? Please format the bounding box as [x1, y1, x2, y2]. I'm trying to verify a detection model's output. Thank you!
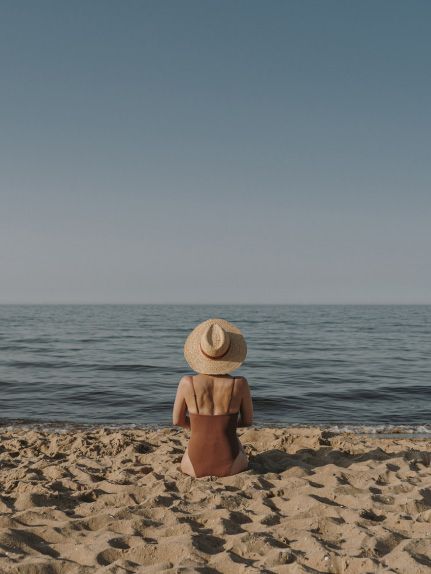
[1, 305, 430, 434]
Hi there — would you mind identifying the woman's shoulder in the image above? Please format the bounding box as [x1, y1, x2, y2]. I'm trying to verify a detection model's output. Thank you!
[178, 374, 194, 388]
[233, 375, 249, 388]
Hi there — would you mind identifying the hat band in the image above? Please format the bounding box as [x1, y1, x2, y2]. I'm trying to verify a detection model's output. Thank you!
[199, 340, 231, 360]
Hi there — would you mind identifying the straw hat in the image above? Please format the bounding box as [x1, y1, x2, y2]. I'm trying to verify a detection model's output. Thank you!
[184, 318, 247, 375]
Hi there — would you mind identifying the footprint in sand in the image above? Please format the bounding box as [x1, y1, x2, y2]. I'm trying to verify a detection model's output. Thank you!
[360, 508, 386, 522]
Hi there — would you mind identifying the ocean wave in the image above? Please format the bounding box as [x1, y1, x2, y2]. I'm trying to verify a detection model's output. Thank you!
[0, 360, 180, 374]
[0, 419, 430, 437]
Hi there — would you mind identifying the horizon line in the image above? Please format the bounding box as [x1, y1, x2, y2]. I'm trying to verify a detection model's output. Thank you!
[0, 302, 430, 306]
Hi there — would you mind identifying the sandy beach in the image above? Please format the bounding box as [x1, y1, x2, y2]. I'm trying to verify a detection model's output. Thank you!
[0, 425, 430, 573]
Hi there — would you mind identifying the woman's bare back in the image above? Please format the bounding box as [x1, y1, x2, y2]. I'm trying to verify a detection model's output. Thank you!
[173, 373, 253, 426]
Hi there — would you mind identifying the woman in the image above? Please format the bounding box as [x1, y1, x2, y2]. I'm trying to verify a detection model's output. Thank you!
[173, 318, 253, 478]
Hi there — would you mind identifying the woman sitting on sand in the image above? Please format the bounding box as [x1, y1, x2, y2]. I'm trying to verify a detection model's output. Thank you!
[173, 318, 253, 478]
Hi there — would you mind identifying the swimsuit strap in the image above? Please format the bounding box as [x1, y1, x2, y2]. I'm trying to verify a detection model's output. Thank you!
[227, 377, 235, 412]
[190, 375, 199, 414]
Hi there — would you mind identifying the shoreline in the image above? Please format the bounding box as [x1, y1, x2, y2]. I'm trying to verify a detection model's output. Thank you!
[1, 425, 430, 572]
[1, 419, 431, 437]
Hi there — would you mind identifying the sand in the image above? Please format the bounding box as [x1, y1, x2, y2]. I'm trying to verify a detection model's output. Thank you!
[0, 425, 430, 574]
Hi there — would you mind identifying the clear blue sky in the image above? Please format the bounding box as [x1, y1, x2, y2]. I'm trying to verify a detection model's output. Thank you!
[1, 1, 430, 303]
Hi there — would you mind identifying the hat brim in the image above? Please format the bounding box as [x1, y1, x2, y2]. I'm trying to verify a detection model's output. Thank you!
[184, 318, 247, 375]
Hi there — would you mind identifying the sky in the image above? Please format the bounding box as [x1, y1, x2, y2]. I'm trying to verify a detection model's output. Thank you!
[1, 0, 430, 304]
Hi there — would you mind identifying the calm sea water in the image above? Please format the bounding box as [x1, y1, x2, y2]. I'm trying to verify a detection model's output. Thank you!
[0, 305, 430, 430]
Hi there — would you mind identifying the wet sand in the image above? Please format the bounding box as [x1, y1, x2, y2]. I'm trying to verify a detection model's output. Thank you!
[0, 425, 430, 573]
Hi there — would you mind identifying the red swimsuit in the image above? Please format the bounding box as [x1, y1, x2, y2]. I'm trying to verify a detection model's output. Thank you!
[187, 377, 241, 478]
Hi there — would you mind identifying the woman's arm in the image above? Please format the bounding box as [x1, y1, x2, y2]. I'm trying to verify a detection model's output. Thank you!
[172, 376, 191, 429]
[237, 377, 253, 427]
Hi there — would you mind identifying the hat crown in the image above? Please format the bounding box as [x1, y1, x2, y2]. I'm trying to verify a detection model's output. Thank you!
[200, 323, 230, 358]
[184, 318, 246, 375]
